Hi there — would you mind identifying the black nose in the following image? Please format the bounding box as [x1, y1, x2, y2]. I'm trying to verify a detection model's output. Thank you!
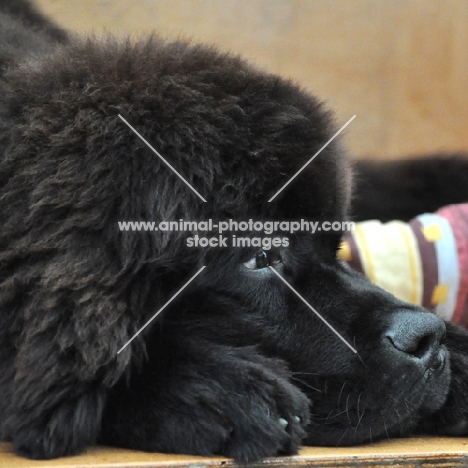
[385, 310, 446, 367]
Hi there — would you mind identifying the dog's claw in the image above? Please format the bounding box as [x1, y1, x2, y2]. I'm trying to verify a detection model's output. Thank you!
[294, 416, 301, 423]
[278, 418, 288, 428]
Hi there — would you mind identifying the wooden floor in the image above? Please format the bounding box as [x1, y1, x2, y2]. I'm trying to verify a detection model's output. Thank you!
[2, 437, 468, 468]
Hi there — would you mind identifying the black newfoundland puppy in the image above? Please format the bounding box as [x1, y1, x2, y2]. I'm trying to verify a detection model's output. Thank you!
[1, 1, 468, 463]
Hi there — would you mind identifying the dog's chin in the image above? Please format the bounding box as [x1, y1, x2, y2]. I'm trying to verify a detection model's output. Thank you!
[305, 350, 451, 446]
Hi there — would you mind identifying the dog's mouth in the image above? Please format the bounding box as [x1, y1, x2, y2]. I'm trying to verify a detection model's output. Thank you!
[302, 343, 451, 446]
[423, 347, 447, 381]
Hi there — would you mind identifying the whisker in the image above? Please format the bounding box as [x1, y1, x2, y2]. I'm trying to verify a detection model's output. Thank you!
[381, 410, 390, 441]
[336, 427, 349, 447]
[291, 371, 321, 376]
[328, 408, 349, 419]
[337, 382, 346, 408]
[346, 393, 352, 425]
[393, 405, 404, 435]
[354, 409, 366, 435]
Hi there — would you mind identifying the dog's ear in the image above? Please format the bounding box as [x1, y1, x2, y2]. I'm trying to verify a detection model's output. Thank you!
[417, 321, 468, 436]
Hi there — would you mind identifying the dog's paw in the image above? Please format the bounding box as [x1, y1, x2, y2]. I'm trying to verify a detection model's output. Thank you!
[218, 375, 310, 463]
[157, 372, 309, 463]
[12, 392, 103, 459]
[14, 423, 72, 460]
[103, 349, 310, 463]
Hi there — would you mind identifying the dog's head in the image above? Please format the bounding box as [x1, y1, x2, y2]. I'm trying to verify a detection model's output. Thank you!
[2, 36, 450, 447]
[118, 38, 450, 444]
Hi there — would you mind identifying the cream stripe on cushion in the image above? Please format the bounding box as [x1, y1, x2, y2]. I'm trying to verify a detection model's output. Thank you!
[351, 220, 423, 305]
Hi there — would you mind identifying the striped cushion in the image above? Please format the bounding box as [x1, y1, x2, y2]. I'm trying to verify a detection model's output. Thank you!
[339, 204, 468, 327]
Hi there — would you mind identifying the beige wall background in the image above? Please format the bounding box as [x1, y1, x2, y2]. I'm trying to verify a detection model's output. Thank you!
[36, 0, 468, 160]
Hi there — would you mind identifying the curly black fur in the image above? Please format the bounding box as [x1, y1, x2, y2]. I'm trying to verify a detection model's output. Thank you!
[1, 2, 468, 463]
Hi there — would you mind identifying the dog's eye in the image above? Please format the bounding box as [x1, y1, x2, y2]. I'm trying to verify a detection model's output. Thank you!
[243, 250, 270, 270]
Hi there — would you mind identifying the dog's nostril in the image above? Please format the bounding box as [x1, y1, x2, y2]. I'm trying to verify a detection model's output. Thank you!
[387, 332, 434, 359]
[385, 310, 446, 364]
